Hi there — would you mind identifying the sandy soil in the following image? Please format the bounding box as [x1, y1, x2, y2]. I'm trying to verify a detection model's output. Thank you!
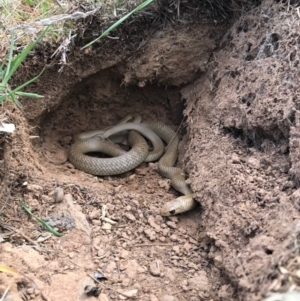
[1, 0, 300, 300]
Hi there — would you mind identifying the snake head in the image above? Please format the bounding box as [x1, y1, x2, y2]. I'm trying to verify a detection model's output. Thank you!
[160, 200, 183, 216]
[160, 195, 195, 216]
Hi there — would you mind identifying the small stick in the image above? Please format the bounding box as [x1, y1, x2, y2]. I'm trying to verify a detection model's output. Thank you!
[133, 243, 173, 247]
[0, 222, 39, 246]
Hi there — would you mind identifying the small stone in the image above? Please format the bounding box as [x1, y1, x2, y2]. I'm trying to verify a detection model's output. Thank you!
[68, 252, 74, 259]
[129, 174, 136, 180]
[159, 236, 166, 242]
[120, 249, 129, 259]
[64, 193, 74, 203]
[159, 295, 178, 301]
[144, 228, 156, 241]
[102, 223, 112, 230]
[187, 262, 198, 270]
[119, 260, 127, 271]
[149, 260, 163, 276]
[183, 242, 192, 251]
[121, 289, 138, 298]
[26, 184, 42, 192]
[170, 234, 178, 241]
[167, 216, 178, 223]
[166, 221, 177, 229]
[124, 212, 136, 221]
[148, 216, 161, 231]
[162, 228, 170, 236]
[54, 187, 64, 203]
[172, 246, 180, 254]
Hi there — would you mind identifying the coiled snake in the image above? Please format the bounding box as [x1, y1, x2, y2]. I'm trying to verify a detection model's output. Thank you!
[69, 114, 196, 216]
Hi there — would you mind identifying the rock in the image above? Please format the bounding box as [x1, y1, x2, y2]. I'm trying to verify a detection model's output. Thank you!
[149, 260, 163, 276]
[144, 228, 156, 241]
[166, 221, 177, 229]
[172, 246, 180, 255]
[120, 249, 129, 259]
[54, 187, 64, 203]
[148, 215, 161, 231]
[159, 295, 178, 301]
[124, 212, 136, 221]
[170, 234, 178, 241]
[120, 289, 138, 299]
[26, 184, 43, 192]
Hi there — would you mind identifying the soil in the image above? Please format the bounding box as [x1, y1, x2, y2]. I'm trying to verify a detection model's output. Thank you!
[1, 0, 300, 301]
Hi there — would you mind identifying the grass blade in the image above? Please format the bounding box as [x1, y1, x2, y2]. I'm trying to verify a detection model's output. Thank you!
[10, 68, 45, 94]
[82, 0, 154, 49]
[5, 26, 50, 84]
[3, 30, 15, 85]
[19, 199, 62, 237]
[14, 91, 44, 98]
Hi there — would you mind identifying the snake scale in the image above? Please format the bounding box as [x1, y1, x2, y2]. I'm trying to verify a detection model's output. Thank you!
[68, 115, 196, 216]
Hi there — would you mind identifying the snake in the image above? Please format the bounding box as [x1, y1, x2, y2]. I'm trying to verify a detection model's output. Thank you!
[68, 115, 196, 216]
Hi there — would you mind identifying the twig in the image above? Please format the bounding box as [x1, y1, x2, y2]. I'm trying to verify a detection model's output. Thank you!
[0, 221, 39, 246]
[0, 282, 13, 301]
[133, 243, 173, 247]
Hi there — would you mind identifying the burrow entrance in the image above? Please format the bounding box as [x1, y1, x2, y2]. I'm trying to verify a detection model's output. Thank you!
[39, 67, 186, 173]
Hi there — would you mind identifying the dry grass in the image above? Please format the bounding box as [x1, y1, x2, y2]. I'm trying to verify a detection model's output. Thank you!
[0, 0, 148, 59]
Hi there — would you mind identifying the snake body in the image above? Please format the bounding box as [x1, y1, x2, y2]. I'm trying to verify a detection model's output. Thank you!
[68, 116, 196, 216]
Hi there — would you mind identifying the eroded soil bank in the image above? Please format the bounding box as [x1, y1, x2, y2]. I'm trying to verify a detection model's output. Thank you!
[1, 1, 300, 300]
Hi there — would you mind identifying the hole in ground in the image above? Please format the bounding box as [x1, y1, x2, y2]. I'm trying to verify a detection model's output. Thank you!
[40, 67, 185, 163]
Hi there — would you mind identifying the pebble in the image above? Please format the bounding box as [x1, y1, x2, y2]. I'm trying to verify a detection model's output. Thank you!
[144, 228, 156, 241]
[149, 260, 163, 276]
[54, 187, 64, 202]
[26, 184, 43, 192]
[167, 216, 178, 223]
[166, 221, 177, 229]
[124, 212, 136, 221]
[172, 245, 180, 255]
[162, 228, 170, 236]
[159, 295, 178, 301]
[120, 289, 138, 298]
[102, 223, 112, 230]
[170, 234, 178, 241]
[148, 215, 161, 231]
[120, 249, 129, 259]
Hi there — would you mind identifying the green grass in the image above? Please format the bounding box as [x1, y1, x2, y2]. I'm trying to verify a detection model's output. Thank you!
[0, 0, 154, 106]
[82, 0, 155, 49]
[0, 27, 49, 107]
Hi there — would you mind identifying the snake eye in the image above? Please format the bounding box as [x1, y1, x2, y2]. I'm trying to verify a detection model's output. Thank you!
[169, 210, 176, 215]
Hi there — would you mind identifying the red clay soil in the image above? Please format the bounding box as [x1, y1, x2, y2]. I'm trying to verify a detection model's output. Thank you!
[1, 0, 300, 300]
